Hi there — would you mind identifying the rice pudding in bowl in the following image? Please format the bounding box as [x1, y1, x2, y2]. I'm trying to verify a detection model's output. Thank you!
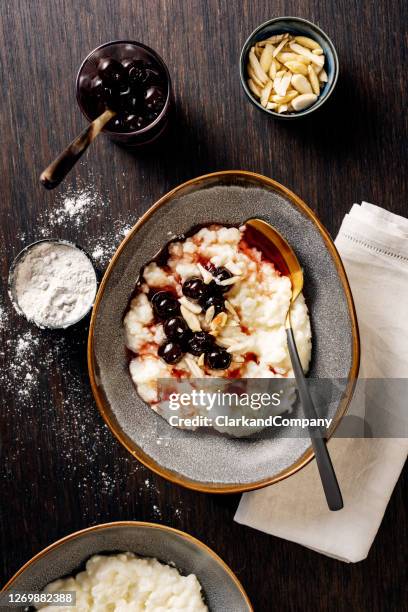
[4, 521, 252, 610]
[36, 552, 208, 611]
[124, 224, 312, 434]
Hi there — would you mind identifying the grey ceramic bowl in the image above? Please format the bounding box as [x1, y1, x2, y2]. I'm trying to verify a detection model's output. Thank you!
[88, 171, 359, 493]
[240, 16, 339, 119]
[2, 522, 252, 611]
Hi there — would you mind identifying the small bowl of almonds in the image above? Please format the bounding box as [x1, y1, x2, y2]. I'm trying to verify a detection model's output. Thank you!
[240, 16, 339, 118]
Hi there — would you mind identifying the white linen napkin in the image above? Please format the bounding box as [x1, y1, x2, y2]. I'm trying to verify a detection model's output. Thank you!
[234, 202, 408, 563]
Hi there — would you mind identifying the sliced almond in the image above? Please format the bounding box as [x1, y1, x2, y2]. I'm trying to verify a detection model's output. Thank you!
[273, 75, 282, 95]
[272, 91, 299, 104]
[225, 300, 239, 319]
[212, 312, 228, 328]
[266, 102, 278, 110]
[256, 41, 275, 53]
[247, 78, 261, 98]
[289, 42, 324, 67]
[269, 32, 289, 45]
[247, 64, 265, 89]
[268, 59, 277, 80]
[197, 262, 214, 284]
[277, 71, 292, 96]
[291, 73, 312, 94]
[197, 353, 205, 367]
[254, 44, 262, 59]
[219, 275, 241, 287]
[210, 318, 227, 337]
[278, 104, 288, 114]
[259, 43, 274, 73]
[225, 320, 240, 327]
[216, 336, 237, 348]
[307, 65, 320, 95]
[184, 356, 204, 377]
[180, 305, 201, 331]
[249, 48, 268, 84]
[272, 37, 288, 58]
[274, 72, 288, 90]
[284, 60, 308, 76]
[204, 305, 215, 325]
[312, 48, 323, 55]
[266, 33, 287, 44]
[319, 68, 328, 82]
[179, 296, 202, 314]
[291, 93, 317, 111]
[226, 339, 251, 354]
[257, 33, 286, 46]
[294, 35, 321, 51]
[260, 80, 273, 107]
[277, 52, 310, 65]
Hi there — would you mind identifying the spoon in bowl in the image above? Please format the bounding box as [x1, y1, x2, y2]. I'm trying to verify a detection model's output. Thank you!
[245, 218, 343, 511]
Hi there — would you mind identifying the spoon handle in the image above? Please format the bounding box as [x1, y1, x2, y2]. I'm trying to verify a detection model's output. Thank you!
[286, 326, 344, 511]
[39, 109, 115, 190]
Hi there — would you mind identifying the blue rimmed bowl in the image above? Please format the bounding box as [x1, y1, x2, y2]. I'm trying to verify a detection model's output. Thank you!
[239, 16, 339, 119]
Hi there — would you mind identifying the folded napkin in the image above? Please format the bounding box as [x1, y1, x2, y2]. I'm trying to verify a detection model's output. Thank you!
[234, 202, 408, 562]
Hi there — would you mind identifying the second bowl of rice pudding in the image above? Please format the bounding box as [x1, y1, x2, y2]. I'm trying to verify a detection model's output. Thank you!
[4, 521, 252, 611]
[124, 223, 312, 433]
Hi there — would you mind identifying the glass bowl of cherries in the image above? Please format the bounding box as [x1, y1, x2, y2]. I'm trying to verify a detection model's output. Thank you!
[76, 40, 172, 146]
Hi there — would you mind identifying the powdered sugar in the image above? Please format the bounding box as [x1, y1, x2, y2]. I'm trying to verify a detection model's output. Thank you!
[0, 302, 157, 508]
[4, 328, 40, 399]
[1, 178, 185, 521]
[30, 181, 135, 268]
[44, 184, 106, 229]
[88, 222, 133, 266]
[0, 303, 8, 330]
[11, 241, 97, 328]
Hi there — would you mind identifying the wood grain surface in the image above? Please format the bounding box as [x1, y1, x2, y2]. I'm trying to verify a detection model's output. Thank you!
[0, 1, 406, 610]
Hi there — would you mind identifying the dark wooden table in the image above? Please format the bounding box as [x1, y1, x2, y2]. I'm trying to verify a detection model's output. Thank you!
[0, 1, 406, 610]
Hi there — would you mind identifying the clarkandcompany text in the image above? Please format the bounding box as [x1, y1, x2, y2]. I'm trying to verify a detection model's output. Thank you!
[168, 415, 333, 429]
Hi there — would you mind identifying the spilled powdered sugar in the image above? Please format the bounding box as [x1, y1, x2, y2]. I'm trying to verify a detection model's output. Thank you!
[0, 291, 182, 518]
[0, 303, 7, 330]
[36, 178, 133, 267]
[46, 186, 100, 227]
[88, 221, 133, 266]
[1, 177, 184, 521]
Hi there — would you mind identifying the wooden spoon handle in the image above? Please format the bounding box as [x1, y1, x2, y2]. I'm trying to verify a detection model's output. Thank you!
[40, 109, 115, 190]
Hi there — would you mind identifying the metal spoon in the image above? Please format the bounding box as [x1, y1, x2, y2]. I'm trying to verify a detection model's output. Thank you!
[245, 218, 343, 511]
